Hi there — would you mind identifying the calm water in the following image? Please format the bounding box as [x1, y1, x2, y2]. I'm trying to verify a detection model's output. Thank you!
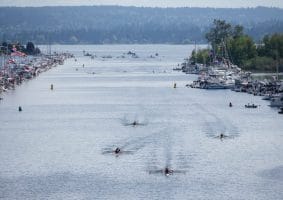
[0, 45, 282, 200]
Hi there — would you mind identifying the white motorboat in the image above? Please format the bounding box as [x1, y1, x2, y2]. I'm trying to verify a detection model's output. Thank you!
[270, 93, 283, 107]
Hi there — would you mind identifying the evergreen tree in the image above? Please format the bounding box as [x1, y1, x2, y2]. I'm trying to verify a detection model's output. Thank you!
[26, 42, 35, 54]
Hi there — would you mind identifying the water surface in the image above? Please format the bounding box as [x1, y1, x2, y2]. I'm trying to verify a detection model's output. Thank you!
[0, 45, 282, 200]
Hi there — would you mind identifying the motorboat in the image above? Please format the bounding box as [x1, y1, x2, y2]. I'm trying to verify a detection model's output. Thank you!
[270, 93, 283, 107]
[200, 79, 232, 89]
[245, 103, 258, 108]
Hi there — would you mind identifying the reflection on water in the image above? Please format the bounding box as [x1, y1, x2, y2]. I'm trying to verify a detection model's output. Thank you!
[0, 45, 283, 200]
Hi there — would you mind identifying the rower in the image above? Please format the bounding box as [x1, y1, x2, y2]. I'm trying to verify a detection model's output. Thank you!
[133, 121, 137, 126]
[173, 83, 177, 88]
[165, 167, 170, 174]
[18, 106, 22, 112]
[220, 133, 224, 139]
[50, 84, 54, 90]
[229, 102, 232, 107]
[114, 148, 121, 154]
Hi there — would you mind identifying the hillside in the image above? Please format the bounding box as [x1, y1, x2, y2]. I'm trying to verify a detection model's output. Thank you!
[0, 6, 283, 44]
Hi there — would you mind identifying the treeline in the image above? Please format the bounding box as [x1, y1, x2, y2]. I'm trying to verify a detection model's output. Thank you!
[190, 20, 283, 72]
[0, 41, 41, 55]
[0, 6, 283, 44]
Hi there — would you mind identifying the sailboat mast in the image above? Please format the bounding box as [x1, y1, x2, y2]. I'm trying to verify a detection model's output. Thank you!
[276, 50, 279, 80]
[194, 40, 197, 64]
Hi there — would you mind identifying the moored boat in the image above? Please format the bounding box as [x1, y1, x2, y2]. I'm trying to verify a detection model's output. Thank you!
[245, 103, 258, 108]
[269, 93, 283, 107]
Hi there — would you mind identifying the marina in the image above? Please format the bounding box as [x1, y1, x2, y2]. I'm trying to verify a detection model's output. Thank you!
[182, 58, 283, 109]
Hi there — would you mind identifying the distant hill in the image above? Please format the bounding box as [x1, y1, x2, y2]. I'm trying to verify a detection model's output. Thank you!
[0, 6, 283, 44]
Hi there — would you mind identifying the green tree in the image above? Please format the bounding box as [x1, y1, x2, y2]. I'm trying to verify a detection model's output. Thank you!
[189, 49, 197, 64]
[189, 48, 210, 65]
[232, 25, 244, 38]
[196, 49, 210, 65]
[26, 42, 35, 54]
[205, 19, 232, 51]
[257, 34, 283, 59]
[228, 35, 257, 66]
[243, 56, 277, 72]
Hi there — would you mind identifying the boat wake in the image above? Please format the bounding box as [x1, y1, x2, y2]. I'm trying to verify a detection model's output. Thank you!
[146, 130, 191, 176]
[192, 103, 240, 139]
[120, 114, 148, 127]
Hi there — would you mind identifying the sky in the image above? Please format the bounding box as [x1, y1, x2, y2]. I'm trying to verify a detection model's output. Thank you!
[0, 0, 282, 8]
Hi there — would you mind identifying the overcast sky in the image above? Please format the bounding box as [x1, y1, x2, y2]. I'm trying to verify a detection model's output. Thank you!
[0, 0, 282, 8]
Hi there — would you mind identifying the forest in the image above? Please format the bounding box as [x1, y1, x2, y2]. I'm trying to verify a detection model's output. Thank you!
[0, 6, 283, 44]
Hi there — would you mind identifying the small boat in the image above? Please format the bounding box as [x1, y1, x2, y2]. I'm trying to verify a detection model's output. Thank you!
[245, 104, 258, 108]
[173, 67, 182, 71]
[262, 94, 272, 100]
[202, 82, 231, 89]
[270, 93, 283, 107]
[200, 79, 233, 89]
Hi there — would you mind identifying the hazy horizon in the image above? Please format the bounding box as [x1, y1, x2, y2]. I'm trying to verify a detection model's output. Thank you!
[0, 0, 283, 8]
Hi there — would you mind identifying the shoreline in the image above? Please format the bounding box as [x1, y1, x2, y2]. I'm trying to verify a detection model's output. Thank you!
[0, 53, 73, 95]
[182, 61, 283, 108]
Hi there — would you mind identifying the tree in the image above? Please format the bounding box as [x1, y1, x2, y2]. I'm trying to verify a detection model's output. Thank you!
[269, 33, 283, 59]
[228, 35, 257, 66]
[189, 48, 210, 65]
[26, 42, 35, 54]
[1, 42, 7, 47]
[189, 49, 197, 64]
[34, 47, 41, 55]
[257, 34, 283, 59]
[243, 56, 277, 72]
[205, 19, 232, 52]
[232, 25, 244, 39]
